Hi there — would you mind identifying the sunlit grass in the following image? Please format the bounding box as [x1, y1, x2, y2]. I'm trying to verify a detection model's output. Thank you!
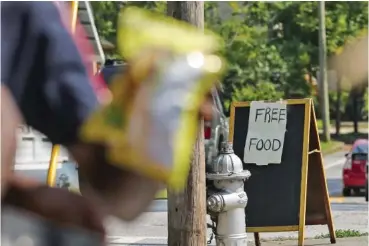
[315, 229, 368, 239]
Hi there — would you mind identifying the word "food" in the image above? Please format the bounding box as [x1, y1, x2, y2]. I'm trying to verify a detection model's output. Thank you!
[248, 138, 282, 151]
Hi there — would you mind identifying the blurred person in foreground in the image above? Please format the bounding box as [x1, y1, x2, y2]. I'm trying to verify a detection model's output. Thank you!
[1, 1, 214, 242]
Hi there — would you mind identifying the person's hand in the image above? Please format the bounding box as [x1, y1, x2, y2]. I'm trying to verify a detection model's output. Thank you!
[2, 183, 106, 241]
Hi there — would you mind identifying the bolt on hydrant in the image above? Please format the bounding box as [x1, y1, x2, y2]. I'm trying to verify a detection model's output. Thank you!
[206, 142, 251, 246]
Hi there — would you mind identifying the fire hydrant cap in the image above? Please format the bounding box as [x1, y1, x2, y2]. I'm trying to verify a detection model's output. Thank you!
[207, 142, 251, 180]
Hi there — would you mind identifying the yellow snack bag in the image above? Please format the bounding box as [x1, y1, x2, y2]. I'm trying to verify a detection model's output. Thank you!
[80, 7, 225, 191]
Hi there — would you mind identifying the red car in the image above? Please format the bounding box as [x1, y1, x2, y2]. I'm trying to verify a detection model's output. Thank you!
[342, 139, 368, 196]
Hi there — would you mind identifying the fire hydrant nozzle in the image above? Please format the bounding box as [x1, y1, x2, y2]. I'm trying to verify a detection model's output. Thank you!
[207, 192, 248, 213]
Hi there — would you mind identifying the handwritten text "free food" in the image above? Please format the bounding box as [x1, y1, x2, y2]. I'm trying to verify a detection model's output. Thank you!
[248, 107, 287, 152]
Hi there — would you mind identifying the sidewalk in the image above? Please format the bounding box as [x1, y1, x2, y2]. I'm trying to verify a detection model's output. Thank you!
[108, 236, 368, 246]
[108, 237, 368, 246]
[252, 236, 368, 246]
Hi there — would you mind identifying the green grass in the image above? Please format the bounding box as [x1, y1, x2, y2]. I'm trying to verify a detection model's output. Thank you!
[316, 120, 367, 130]
[316, 119, 334, 129]
[320, 140, 344, 154]
[315, 229, 368, 239]
[259, 229, 368, 242]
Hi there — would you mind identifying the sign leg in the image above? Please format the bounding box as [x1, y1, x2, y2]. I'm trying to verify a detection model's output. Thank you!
[297, 226, 305, 246]
[324, 196, 336, 243]
[254, 232, 260, 246]
[320, 156, 336, 244]
[297, 99, 312, 246]
[311, 103, 336, 244]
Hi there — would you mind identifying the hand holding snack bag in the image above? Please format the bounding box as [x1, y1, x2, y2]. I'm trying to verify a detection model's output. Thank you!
[80, 7, 225, 191]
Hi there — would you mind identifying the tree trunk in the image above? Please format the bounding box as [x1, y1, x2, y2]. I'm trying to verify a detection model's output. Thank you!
[353, 90, 359, 134]
[166, 2, 207, 246]
[167, 1, 204, 29]
[352, 84, 366, 134]
[335, 77, 342, 136]
[349, 85, 365, 134]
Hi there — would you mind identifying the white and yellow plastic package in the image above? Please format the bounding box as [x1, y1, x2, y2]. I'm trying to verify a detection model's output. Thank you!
[80, 7, 226, 191]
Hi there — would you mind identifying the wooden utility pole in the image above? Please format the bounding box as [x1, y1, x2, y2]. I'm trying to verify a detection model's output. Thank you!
[318, 1, 331, 142]
[166, 2, 207, 246]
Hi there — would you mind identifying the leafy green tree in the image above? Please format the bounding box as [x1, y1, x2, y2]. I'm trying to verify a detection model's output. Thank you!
[90, 1, 368, 119]
[90, 1, 121, 46]
[205, 2, 289, 112]
[91, 1, 166, 58]
[260, 1, 368, 121]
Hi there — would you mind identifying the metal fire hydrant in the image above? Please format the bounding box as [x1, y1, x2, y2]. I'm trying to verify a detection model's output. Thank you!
[206, 142, 251, 246]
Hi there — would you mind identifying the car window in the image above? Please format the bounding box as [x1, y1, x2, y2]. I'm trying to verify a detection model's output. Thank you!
[352, 143, 368, 154]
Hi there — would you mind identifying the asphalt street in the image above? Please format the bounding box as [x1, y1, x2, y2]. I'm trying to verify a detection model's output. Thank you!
[13, 150, 368, 245]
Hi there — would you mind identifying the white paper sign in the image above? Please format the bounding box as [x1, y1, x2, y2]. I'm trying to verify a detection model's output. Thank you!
[243, 101, 287, 166]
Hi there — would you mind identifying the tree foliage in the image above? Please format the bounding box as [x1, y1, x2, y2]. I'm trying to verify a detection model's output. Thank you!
[91, 1, 166, 57]
[91, 1, 368, 117]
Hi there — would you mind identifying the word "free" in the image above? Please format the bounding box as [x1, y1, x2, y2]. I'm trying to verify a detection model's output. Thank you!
[255, 107, 286, 123]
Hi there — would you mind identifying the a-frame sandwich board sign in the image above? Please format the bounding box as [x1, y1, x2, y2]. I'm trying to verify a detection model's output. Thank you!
[228, 98, 336, 246]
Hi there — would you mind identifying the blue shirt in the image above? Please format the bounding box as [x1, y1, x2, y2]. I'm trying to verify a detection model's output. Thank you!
[1, 2, 98, 145]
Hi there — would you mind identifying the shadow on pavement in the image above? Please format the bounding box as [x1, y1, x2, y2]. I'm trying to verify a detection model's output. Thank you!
[331, 132, 369, 145]
[330, 202, 368, 211]
[328, 177, 366, 201]
[327, 178, 343, 197]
